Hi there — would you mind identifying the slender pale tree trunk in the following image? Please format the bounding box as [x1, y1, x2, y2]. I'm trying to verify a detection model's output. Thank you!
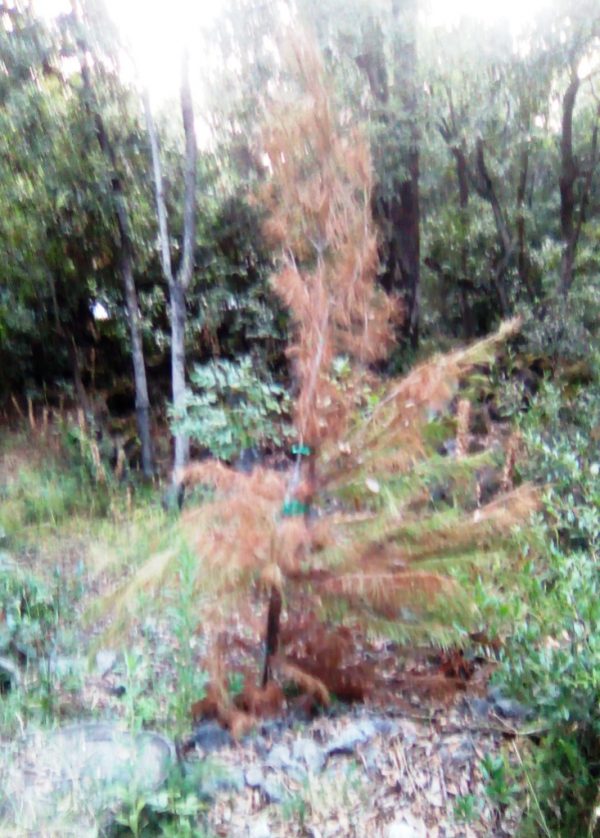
[144, 50, 197, 476]
[170, 281, 189, 468]
[71, 1, 154, 476]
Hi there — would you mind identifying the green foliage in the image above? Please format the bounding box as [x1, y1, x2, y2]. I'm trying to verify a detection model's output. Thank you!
[110, 762, 209, 837]
[0, 559, 88, 730]
[453, 793, 481, 823]
[481, 753, 520, 809]
[492, 373, 600, 836]
[164, 548, 209, 734]
[176, 356, 292, 460]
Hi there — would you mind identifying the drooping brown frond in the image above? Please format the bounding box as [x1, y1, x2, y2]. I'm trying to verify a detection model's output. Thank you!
[320, 571, 459, 617]
[273, 656, 331, 707]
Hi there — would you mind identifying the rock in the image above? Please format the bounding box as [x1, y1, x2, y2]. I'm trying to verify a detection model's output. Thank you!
[371, 717, 400, 737]
[2, 723, 173, 833]
[396, 718, 418, 745]
[292, 738, 326, 773]
[249, 815, 272, 838]
[201, 767, 245, 798]
[385, 812, 427, 838]
[487, 685, 531, 719]
[438, 439, 457, 457]
[95, 649, 118, 677]
[191, 721, 234, 753]
[494, 697, 531, 720]
[266, 743, 293, 770]
[440, 737, 474, 766]
[106, 684, 126, 698]
[245, 766, 265, 788]
[467, 697, 492, 719]
[262, 776, 284, 803]
[326, 719, 377, 755]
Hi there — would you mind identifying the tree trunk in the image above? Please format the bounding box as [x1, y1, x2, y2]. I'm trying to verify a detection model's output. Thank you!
[71, 1, 154, 476]
[470, 138, 512, 316]
[516, 145, 536, 302]
[451, 144, 474, 337]
[358, 6, 420, 348]
[390, 0, 420, 348]
[144, 52, 197, 476]
[121, 247, 154, 477]
[170, 280, 189, 471]
[559, 73, 579, 299]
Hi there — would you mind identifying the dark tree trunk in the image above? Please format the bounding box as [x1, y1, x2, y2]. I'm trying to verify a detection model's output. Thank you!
[71, 2, 154, 476]
[470, 138, 512, 316]
[357, 4, 420, 349]
[452, 144, 474, 337]
[516, 146, 536, 302]
[261, 584, 282, 687]
[559, 74, 579, 299]
[389, 0, 420, 348]
[558, 72, 599, 300]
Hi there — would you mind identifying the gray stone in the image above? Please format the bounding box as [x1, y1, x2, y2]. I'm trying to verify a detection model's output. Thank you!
[201, 766, 245, 797]
[262, 776, 284, 803]
[192, 721, 234, 753]
[326, 719, 377, 755]
[494, 697, 531, 720]
[266, 743, 293, 770]
[95, 649, 118, 677]
[249, 815, 272, 838]
[468, 697, 492, 719]
[385, 813, 427, 838]
[371, 717, 400, 737]
[245, 766, 265, 788]
[292, 738, 326, 773]
[2, 723, 173, 833]
[440, 737, 475, 766]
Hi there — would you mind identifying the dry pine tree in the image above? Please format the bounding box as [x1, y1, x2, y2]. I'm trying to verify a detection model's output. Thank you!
[100, 34, 537, 727]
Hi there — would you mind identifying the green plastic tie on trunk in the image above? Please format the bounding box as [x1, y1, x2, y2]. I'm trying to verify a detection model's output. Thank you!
[281, 499, 309, 517]
[291, 443, 312, 456]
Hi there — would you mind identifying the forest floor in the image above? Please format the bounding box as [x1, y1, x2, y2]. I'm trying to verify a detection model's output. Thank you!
[0, 428, 529, 837]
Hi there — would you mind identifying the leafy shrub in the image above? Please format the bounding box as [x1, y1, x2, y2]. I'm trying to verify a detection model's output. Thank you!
[495, 373, 600, 836]
[175, 356, 292, 460]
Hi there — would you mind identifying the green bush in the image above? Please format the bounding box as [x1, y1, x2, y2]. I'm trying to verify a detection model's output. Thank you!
[175, 355, 292, 460]
[496, 374, 600, 836]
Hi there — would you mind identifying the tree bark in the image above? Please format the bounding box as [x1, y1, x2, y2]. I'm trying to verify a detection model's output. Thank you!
[357, 3, 420, 349]
[558, 71, 599, 301]
[144, 50, 197, 475]
[390, 0, 420, 348]
[452, 144, 474, 336]
[170, 280, 189, 469]
[71, 2, 154, 476]
[559, 72, 580, 299]
[516, 145, 536, 302]
[470, 138, 512, 316]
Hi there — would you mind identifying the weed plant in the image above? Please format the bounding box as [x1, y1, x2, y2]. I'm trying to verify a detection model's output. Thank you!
[487, 368, 600, 836]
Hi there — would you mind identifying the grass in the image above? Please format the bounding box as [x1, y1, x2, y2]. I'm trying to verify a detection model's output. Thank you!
[0, 424, 214, 835]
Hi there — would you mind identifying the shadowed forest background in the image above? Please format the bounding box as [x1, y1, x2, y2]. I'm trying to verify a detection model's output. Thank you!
[0, 0, 599, 836]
